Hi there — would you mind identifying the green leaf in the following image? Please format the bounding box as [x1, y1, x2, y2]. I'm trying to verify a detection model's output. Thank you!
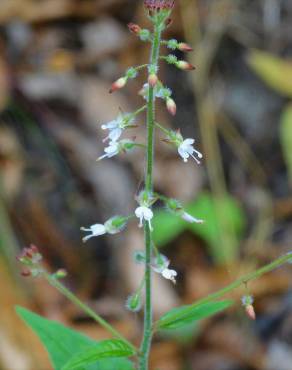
[247, 50, 292, 97]
[280, 104, 292, 186]
[152, 209, 185, 246]
[159, 321, 199, 345]
[62, 340, 135, 370]
[185, 193, 245, 263]
[16, 306, 134, 370]
[156, 300, 233, 330]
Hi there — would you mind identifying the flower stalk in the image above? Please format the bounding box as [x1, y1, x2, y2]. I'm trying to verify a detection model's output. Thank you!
[139, 21, 162, 370]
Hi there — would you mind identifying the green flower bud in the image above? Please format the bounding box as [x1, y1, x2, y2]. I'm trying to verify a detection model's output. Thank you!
[126, 67, 138, 79]
[126, 293, 142, 312]
[140, 29, 151, 41]
[165, 54, 178, 64]
[167, 39, 178, 50]
[133, 251, 146, 264]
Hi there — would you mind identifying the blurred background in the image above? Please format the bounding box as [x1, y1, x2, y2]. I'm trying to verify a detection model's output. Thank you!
[0, 0, 292, 369]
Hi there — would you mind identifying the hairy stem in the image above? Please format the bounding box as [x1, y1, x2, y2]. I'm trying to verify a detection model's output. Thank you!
[44, 272, 137, 352]
[139, 23, 162, 370]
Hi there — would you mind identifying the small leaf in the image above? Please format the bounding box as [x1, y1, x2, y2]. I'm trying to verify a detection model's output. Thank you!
[280, 104, 292, 186]
[62, 340, 135, 370]
[16, 306, 134, 370]
[247, 50, 292, 97]
[156, 300, 233, 330]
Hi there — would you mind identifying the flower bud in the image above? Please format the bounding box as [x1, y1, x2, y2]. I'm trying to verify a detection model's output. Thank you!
[165, 198, 182, 212]
[21, 269, 31, 277]
[55, 269, 68, 279]
[176, 60, 196, 71]
[166, 97, 176, 116]
[245, 304, 256, 320]
[109, 77, 127, 94]
[148, 73, 158, 87]
[127, 23, 141, 35]
[126, 293, 142, 313]
[178, 43, 193, 52]
[105, 215, 128, 234]
[167, 39, 178, 50]
[144, 0, 175, 12]
[133, 251, 146, 264]
[242, 295, 256, 320]
[165, 54, 178, 65]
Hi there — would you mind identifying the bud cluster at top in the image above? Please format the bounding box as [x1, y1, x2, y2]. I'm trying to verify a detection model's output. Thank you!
[144, 0, 175, 11]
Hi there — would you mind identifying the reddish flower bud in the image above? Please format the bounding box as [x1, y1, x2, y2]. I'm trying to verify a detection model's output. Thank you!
[148, 73, 158, 87]
[21, 269, 31, 277]
[166, 98, 176, 116]
[109, 77, 127, 94]
[144, 0, 175, 12]
[128, 23, 141, 35]
[178, 43, 193, 52]
[245, 304, 256, 320]
[55, 269, 68, 279]
[30, 244, 39, 254]
[176, 61, 196, 71]
[24, 247, 33, 259]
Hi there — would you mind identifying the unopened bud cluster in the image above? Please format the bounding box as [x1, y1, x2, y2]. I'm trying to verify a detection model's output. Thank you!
[17, 245, 67, 280]
[16, 245, 43, 277]
[144, 0, 175, 12]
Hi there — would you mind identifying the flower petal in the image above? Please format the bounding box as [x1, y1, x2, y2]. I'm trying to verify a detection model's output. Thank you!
[91, 224, 107, 236]
[109, 128, 122, 142]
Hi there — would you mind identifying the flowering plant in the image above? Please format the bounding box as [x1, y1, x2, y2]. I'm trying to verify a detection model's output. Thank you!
[15, 1, 292, 370]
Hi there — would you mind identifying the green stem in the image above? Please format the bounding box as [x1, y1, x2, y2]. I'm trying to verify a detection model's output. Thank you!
[154, 121, 170, 136]
[135, 64, 149, 71]
[44, 272, 137, 353]
[153, 253, 292, 329]
[132, 105, 147, 118]
[139, 23, 162, 370]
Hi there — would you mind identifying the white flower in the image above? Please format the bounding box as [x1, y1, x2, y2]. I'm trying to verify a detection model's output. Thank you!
[101, 114, 134, 142]
[178, 138, 203, 164]
[98, 141, 119, 160]
[81, 216, 128, 242]
[80, 224, 106, 242]
[181, 212, 204, 224]
[98, 139, 137, 161]
[152, 255, 177, 284]
[161, 268, 177, 283]
[135, 206, 153, 230]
